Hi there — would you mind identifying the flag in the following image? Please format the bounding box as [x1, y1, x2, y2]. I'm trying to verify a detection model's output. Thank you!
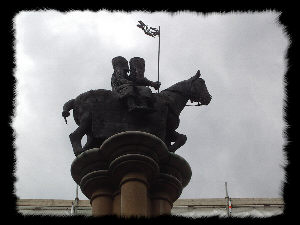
[137, 20, 159, 38]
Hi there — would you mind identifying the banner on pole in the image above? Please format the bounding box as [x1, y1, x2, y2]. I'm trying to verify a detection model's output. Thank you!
[137, 20, 160, 37]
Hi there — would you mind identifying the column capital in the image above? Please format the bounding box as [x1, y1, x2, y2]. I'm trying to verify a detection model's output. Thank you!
[80, 170, 112, 199]
[71, 148, 108, 185]
[150, 173, 183, 204]
[99, 131, 169, 163]
[109, 153, 159, 185]
[160, 152, 192, 188]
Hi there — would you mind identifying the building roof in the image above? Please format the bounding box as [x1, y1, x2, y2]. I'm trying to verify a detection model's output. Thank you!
[17, 198, 284, 218]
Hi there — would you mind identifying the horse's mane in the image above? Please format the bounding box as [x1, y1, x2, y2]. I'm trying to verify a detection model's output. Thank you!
[76, 89, 112, 100]
[160, 79, 189, 96]
[158, 79, 189, 117]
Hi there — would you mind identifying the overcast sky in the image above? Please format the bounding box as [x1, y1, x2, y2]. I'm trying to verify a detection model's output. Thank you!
[13, 10, 288, 201]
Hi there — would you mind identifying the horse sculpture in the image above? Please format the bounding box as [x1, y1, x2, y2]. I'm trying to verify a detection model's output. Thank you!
[62, 70, 211, 156]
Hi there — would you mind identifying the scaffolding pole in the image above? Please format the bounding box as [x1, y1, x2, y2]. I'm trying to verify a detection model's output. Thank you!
[71, 184, 79, 215]
[225, 182, 231, 217]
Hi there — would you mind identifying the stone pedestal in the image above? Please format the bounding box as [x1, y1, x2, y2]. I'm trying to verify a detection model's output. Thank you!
[71, 131, 192, 217]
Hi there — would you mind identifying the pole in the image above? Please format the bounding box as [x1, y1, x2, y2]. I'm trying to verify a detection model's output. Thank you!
[157, 26, 160, 93]
[225, 182, 231, 217]
[71, 202, 75, 215]
[74, 184, 79, 215]
[71, 184, 79, 215]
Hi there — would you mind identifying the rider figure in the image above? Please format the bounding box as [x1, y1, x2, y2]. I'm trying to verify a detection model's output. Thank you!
[128, 57, 160, 112]
[111, 56, 131, 91]
[111, 56, 160, 112]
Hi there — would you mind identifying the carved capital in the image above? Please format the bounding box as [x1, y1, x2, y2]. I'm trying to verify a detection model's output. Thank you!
[80, 170, 112, 199]
[109, 153, 159, 186]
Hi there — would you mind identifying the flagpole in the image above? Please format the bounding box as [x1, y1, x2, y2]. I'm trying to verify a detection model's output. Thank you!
[157, 26, 160, 93]
[136, 21, 161, 93]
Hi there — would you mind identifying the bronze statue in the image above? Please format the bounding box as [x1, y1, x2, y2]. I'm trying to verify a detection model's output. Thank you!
[62, 56, 211, 156]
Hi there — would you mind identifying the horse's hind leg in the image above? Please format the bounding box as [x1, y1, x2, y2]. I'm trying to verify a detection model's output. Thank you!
[69, 112, 91, 156]
[168, 130, 187, 153]
[82, 133, 95, 151]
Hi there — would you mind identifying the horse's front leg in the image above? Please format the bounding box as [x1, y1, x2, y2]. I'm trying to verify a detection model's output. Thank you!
[69, 112, 91, 156]
[168, 130, 187, 153]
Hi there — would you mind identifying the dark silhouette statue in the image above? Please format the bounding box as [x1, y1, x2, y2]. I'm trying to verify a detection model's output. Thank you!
[62, 56, 212, 156]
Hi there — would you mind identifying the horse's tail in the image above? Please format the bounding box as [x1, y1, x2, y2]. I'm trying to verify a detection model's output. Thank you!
[62, 99, 75, 124]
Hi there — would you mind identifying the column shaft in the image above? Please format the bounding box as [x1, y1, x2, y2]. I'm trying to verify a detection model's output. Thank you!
[90, 189, 112, 216]
[120, 172, 148, 217]
[112, 191, 121, 216]
[151, 196, 172, 216]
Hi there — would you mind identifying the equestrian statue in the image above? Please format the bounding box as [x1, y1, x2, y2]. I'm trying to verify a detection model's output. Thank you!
[62, 56, 212, 156]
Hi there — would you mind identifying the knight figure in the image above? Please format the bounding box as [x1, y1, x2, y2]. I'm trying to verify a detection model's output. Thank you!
[111, 56, 160, 113]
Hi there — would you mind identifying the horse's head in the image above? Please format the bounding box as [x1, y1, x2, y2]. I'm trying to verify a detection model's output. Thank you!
[187, 70, 212, 105]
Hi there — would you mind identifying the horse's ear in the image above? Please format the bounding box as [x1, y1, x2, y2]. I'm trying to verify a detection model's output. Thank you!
[190, 70, 201, 81]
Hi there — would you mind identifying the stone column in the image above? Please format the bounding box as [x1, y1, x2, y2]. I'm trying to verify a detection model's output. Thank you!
[71, 148, 114, 217]
[150, 174, 182, 216]
[102, 131, 169, 218]
[112, 190, 121, 216]
[147, 193, 152, 217]
[109, 154, 159, 217]
[151, 194, 172, 215]
[120, 172, 148, 216]
[90, 188, 112, 216]
[150, 153, 192, 217]
[80, 170, 113, 216]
